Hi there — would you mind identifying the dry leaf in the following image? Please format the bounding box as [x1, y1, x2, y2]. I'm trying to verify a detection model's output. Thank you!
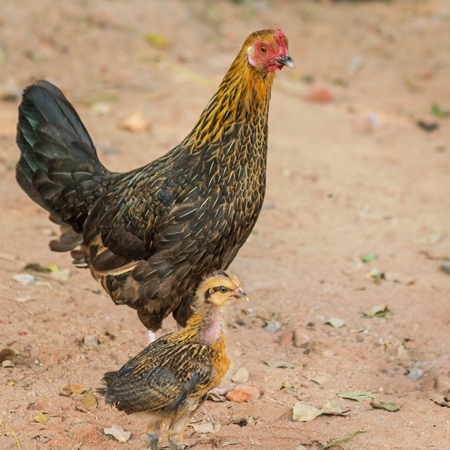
[339, 390, 374, 402]
[207, 391, 225, 402]
[104, 424, 131, 442]
[16, 295, 36, 303]
[363, 304, 392, 318]
[82, 389, 97, 409]
[429, 392, 450, 408]
[292, 402, 322, 422]
[264, 360, 295, 369]
[280, 381, 302, 396]
[0, 348, 16, 363]
[34, 412, 49, 423]
[325, 318, 345, 328]
[59, 383, 87, 397]
[370, 399, 401, 412]
[321, 401, 349, 416]
[33, 434, 52, 443]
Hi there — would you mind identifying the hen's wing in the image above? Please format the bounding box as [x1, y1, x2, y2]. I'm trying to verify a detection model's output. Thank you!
[82, 146, 238, 327]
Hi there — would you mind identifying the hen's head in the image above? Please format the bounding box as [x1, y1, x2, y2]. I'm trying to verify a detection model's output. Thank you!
[246, 28, 295, 73]
[198, 270, 249, 307]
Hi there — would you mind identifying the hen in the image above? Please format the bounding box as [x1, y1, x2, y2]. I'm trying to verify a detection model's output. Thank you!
[15, 29, 294, 334]
[100, 270, 248, 450]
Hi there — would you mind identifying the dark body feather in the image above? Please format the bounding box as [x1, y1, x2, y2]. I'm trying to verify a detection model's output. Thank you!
[15, 30, 291, 331]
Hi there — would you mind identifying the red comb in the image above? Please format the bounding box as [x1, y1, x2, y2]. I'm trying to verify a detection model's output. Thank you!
[274, 28, 285, 39]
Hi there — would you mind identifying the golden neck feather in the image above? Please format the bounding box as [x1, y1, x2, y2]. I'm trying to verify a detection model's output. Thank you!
[182, 47, 276, 150]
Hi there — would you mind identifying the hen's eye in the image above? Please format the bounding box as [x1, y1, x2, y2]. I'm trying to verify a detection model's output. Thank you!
[260, 45, 268, 54]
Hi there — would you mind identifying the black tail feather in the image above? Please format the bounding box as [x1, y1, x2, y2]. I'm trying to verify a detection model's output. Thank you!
[16, 80, 111, 234]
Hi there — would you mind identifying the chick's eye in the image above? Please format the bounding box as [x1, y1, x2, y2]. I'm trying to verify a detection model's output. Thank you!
[260, 45, 268, 55]
[218, 286, 229, 293]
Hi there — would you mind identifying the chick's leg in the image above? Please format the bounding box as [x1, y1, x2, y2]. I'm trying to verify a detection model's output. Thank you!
[167, 411, 193, 450]
[146, 420, 162, 450]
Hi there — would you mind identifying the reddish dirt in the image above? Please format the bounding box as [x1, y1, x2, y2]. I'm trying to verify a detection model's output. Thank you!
[1, 1, 450, 449]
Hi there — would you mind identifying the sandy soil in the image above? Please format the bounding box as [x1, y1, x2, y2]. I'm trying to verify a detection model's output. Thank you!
[1, 1, 450, 449]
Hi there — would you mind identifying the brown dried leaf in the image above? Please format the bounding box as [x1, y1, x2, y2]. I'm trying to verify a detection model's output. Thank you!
[292, 402, 322, 422]
[0, 347, 16, 363]
[104, 424, 131, 442]
[59, 383, 87, 397]
[321, 401, 349, 416]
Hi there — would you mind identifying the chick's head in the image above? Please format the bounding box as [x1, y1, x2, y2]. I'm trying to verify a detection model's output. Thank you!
[198, 270, 249, 306]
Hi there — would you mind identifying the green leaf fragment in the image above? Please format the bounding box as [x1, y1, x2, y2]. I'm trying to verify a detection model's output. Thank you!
[431, 104, 450, 119]
[360, 253, 378, 263]
[320, 430, 368, 450]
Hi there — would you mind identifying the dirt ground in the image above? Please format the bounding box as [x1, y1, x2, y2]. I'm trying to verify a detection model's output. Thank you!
[1, 1, 449, 449]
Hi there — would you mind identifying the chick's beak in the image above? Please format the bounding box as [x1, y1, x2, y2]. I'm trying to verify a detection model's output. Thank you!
[231, 287, 249, 302]
[276, 54, 295, 69]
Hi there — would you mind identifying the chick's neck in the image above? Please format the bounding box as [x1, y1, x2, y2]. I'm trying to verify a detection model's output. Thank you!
[183, 302, 225, 346]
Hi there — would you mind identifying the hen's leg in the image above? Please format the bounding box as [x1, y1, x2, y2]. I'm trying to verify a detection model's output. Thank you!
[147, 329, 157, 343]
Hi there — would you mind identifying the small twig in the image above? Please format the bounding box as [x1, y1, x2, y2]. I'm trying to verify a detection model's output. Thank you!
[0, 420, 21, 450]
[320, 430, 368, 450]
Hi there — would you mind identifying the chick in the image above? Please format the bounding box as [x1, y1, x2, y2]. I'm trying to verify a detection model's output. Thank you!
[100, 270, 248, 449]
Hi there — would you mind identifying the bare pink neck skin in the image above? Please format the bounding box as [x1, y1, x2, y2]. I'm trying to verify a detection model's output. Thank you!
[199, 306, 224, 345]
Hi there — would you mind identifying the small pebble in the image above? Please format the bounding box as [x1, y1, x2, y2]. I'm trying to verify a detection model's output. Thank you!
[231, 367, 249, 384]
[12, 273, 36, 286]
[294, 330, 310, 348]
[279, 331, 293, 347]
[226, 385, 260, 403]
[192, 422, 214, 434]
[407, 369, 424, 381]
[404, 341, 418, 350]
[436, 375, 450, 393]
[83, 335, 99, 347]
[264, 321, 281, 333]
[441, 260, 450, 275]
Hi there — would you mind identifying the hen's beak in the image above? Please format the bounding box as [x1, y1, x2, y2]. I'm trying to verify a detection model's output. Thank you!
[276, 54, 295, 69]
[231, 287, 249, 302]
